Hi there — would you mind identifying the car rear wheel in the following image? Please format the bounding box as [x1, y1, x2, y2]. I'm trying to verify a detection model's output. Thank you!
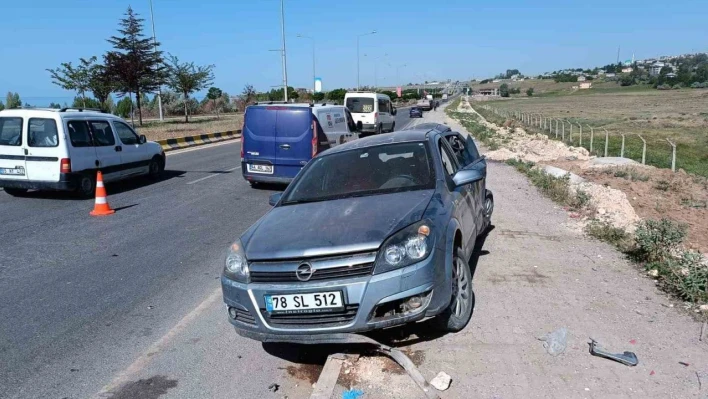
[376, 124, 382, 135]
[434, 247, 474, 332]
[483, 190, 494, 230]
[3, 187, 28, 197]
[390, 122, 396, 132]
[76, 174, 96, 199]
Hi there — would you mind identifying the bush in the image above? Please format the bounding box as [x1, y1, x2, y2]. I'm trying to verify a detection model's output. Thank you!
[499, 83, 510, 97]
[526, 88, 534, 97]
[672, 83, 683, 90]
[690, 82, 705, 89]
[656, 84, 672, 90]
[634, 219, 688, 263]
[586, 221, 632, 250]
[653, 251, 708, 303]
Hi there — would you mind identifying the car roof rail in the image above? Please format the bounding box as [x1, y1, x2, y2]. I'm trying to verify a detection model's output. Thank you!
[311, 102, 339, 107]
[58, 107, 107, 113]
[7, 106, 62, 111]
[254, 101, 289, 105]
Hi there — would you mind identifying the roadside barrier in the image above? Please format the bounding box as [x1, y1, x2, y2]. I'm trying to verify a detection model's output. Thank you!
[90, 171, 115, 216]
[156, 130, 242, 152]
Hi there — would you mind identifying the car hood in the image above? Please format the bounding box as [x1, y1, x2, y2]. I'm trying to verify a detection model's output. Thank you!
[243, 190, 435, 260]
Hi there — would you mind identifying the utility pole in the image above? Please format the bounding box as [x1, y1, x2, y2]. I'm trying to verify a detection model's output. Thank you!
[149, 0, 163, 121]
[280, 0, 288, 102]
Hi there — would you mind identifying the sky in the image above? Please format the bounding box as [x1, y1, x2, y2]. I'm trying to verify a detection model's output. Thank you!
[2, 0, 707, 105]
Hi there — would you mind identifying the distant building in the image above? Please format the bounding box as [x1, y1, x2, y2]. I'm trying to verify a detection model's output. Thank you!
[579, 82, 592, 89]
[605, 73, 616, 78]
[666, 72, 678, 79]
[650, 62, 665, 76]
[622, 67, 633, 73]
[598, 70, 606, 75]
[492, 79, 501, 83]
[577, 76, 586, 82]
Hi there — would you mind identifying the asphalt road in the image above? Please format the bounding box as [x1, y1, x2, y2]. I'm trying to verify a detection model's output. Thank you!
[0, 110, 416, 398]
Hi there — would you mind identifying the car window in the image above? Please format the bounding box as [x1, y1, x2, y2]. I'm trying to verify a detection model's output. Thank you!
[283, 142, 434, 204]
[89, 121, 116, 146]
[0, 117, 23, 146]
[345, 97, 375, 113]
[114, 121, 140, 145]
[438, 139, 458, 177]
[378, 98, 390, 113]
[67, 120, 93, 148]
[28, 118, 59, 148]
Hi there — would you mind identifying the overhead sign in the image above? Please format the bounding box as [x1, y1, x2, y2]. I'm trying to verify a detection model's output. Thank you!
[314, 77, 322, 93]
[396, 87, 402, 97]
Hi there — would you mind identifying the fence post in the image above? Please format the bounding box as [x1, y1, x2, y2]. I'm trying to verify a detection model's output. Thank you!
[620, 133, 625, 158]
[577, 122, 582, 147]
[637, 134, 646, 164]
[555, 119, 559, 138]
[603, 128, 609, 157]
[589, 126, 594, 154]
[549, 118, 553, 135]
[569, 121, 573, 143]
[666, 139, 676, 172]
[562, 120, 566, 141]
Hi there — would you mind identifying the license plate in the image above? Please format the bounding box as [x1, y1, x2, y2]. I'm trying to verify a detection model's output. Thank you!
[247, 164, 273, 174]
[0, 167, 24, 176]
[265, 291, 343, 313]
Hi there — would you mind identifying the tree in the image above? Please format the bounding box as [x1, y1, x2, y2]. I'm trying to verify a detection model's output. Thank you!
[619, 74, 635, 86]
[164, 54, 215, 122]
[206, 87, 223, 119]
[380, 90, 397, 99]
[0, 101, 4, 111]
[5, 92, 21, 109]
[47, 57, 96, 107]
[326, 88, 347, 104]
[241, 84, 257, 106]
[267, 86, 298, 102]
[88, 63, 114, 110]
[105, 6, 167, 126]
[115, 97, 134, 118]
[526, 87, 534, 97]
[312, 92, 325, 102]
[72, 97, 102, 109]
[499, 83, 510, 97]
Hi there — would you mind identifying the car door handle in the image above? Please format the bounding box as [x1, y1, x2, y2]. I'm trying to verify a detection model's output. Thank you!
[115, 146, 122, 152]
[279, 144, 291, 150]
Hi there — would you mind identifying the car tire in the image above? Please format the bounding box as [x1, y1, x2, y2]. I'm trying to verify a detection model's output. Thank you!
[483, 190, 494, 231]
[376, 124, 383, 135]
[148, 157, 163, 180]
[390, 122, 396, 132]
[76, 174, 96, 199]
[3, 187, 28, 197]
[434, 247, 474, 332]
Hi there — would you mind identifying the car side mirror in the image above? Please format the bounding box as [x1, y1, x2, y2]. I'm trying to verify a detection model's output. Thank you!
[269, 192, 282, 206]
[139, 134, 147, 144]
[391, 108, 397, 115]
[452, 159, 487, 186]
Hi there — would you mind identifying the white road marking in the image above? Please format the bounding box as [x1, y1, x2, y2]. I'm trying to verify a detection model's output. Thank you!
[94, 288, 222, 398]
[186, 166, 241, 185]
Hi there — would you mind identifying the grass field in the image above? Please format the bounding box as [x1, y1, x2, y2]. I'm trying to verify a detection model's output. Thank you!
[469, 83, 708, 177]
[134, 113, 243, 141]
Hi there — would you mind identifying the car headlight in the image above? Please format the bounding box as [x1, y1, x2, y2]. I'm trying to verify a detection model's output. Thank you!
[374, 221, 433, 274]
[223, 239, 250, 283]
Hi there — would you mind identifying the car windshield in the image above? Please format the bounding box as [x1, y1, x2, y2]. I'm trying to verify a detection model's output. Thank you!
[283, 141, 435, 204]
[345, 97, 375, 113]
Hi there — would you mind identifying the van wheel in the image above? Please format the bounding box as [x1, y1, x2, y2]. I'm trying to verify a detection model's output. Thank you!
[148, 157, 163, 180]
[390, 122, 396, 132]
[376, 124, 383, 135]
[77, 174, 96, 198]
[434, 247, 474, 332]
[3, 187, 28, 197]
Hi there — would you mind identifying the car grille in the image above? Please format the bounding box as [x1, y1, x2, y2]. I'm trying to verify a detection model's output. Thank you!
[251, 262, 373, 283]
[232, 307, 256, 325]
[262, 304, 359, 328]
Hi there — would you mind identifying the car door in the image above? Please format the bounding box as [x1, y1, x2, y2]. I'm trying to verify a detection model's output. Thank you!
[344, 109, 359, 143]
[65, 119, 99, 174]
[112, 120, 149, 178]
[446, 132, 487, 239]
[0, 116, 28, 182]
[377, 98, 392, 131]
[25, 117, 61, 182]
[438, 137, 476, 252]
[88, 120, 122, 182]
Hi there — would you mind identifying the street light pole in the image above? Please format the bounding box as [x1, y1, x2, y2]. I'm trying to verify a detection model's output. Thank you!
[297, 34, 316, 96]
[148, 0, 163, 121]
[279, 0, 288, 102]
[356, 31, 376, 90]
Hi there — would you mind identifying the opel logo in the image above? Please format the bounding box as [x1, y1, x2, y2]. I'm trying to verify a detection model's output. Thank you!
[296, 263, 314, 282]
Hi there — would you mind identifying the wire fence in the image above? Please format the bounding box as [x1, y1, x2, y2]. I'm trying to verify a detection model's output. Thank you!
[477, 104, 684, 173]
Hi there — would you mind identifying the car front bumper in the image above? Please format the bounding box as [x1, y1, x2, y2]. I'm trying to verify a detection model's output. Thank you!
[221, 248, 452, 343]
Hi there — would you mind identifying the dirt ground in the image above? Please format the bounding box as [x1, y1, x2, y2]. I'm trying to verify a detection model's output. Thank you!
[335, 104, 708, 399]
[134, 114, 244, 141]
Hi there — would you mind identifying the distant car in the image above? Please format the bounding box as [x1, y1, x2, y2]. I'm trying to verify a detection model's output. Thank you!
[241, 103, 361, 187]
[0, 107, 165, 198]
[409, 107, 423, 118]
[221, 125, 494, 343]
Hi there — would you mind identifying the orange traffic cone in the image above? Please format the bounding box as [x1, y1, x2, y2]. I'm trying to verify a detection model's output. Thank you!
[90, 171, 115, 216]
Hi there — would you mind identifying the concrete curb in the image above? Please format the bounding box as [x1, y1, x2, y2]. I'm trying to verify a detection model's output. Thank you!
[156, 130, 241, 152]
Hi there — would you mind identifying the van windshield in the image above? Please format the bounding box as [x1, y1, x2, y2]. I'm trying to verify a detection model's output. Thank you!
[346, 97, 375, 113]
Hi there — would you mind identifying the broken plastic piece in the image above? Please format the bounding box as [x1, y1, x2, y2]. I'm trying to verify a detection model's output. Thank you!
[342, 389, 364, 399]
[589, 339, 638, 367]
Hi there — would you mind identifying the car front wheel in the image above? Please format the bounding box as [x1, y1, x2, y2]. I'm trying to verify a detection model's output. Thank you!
[483, 190, 494, 231]
[434, 247, 474, 332]
[148, 157, 164, 180]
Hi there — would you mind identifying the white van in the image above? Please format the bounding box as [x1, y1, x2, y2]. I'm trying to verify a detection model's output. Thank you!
[0, 108, 165, 197]
[344, 92, 397, 135]
[311, 104, 360, 146]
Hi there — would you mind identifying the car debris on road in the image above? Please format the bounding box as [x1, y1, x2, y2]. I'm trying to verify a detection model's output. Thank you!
[589, 339, 639, 366]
